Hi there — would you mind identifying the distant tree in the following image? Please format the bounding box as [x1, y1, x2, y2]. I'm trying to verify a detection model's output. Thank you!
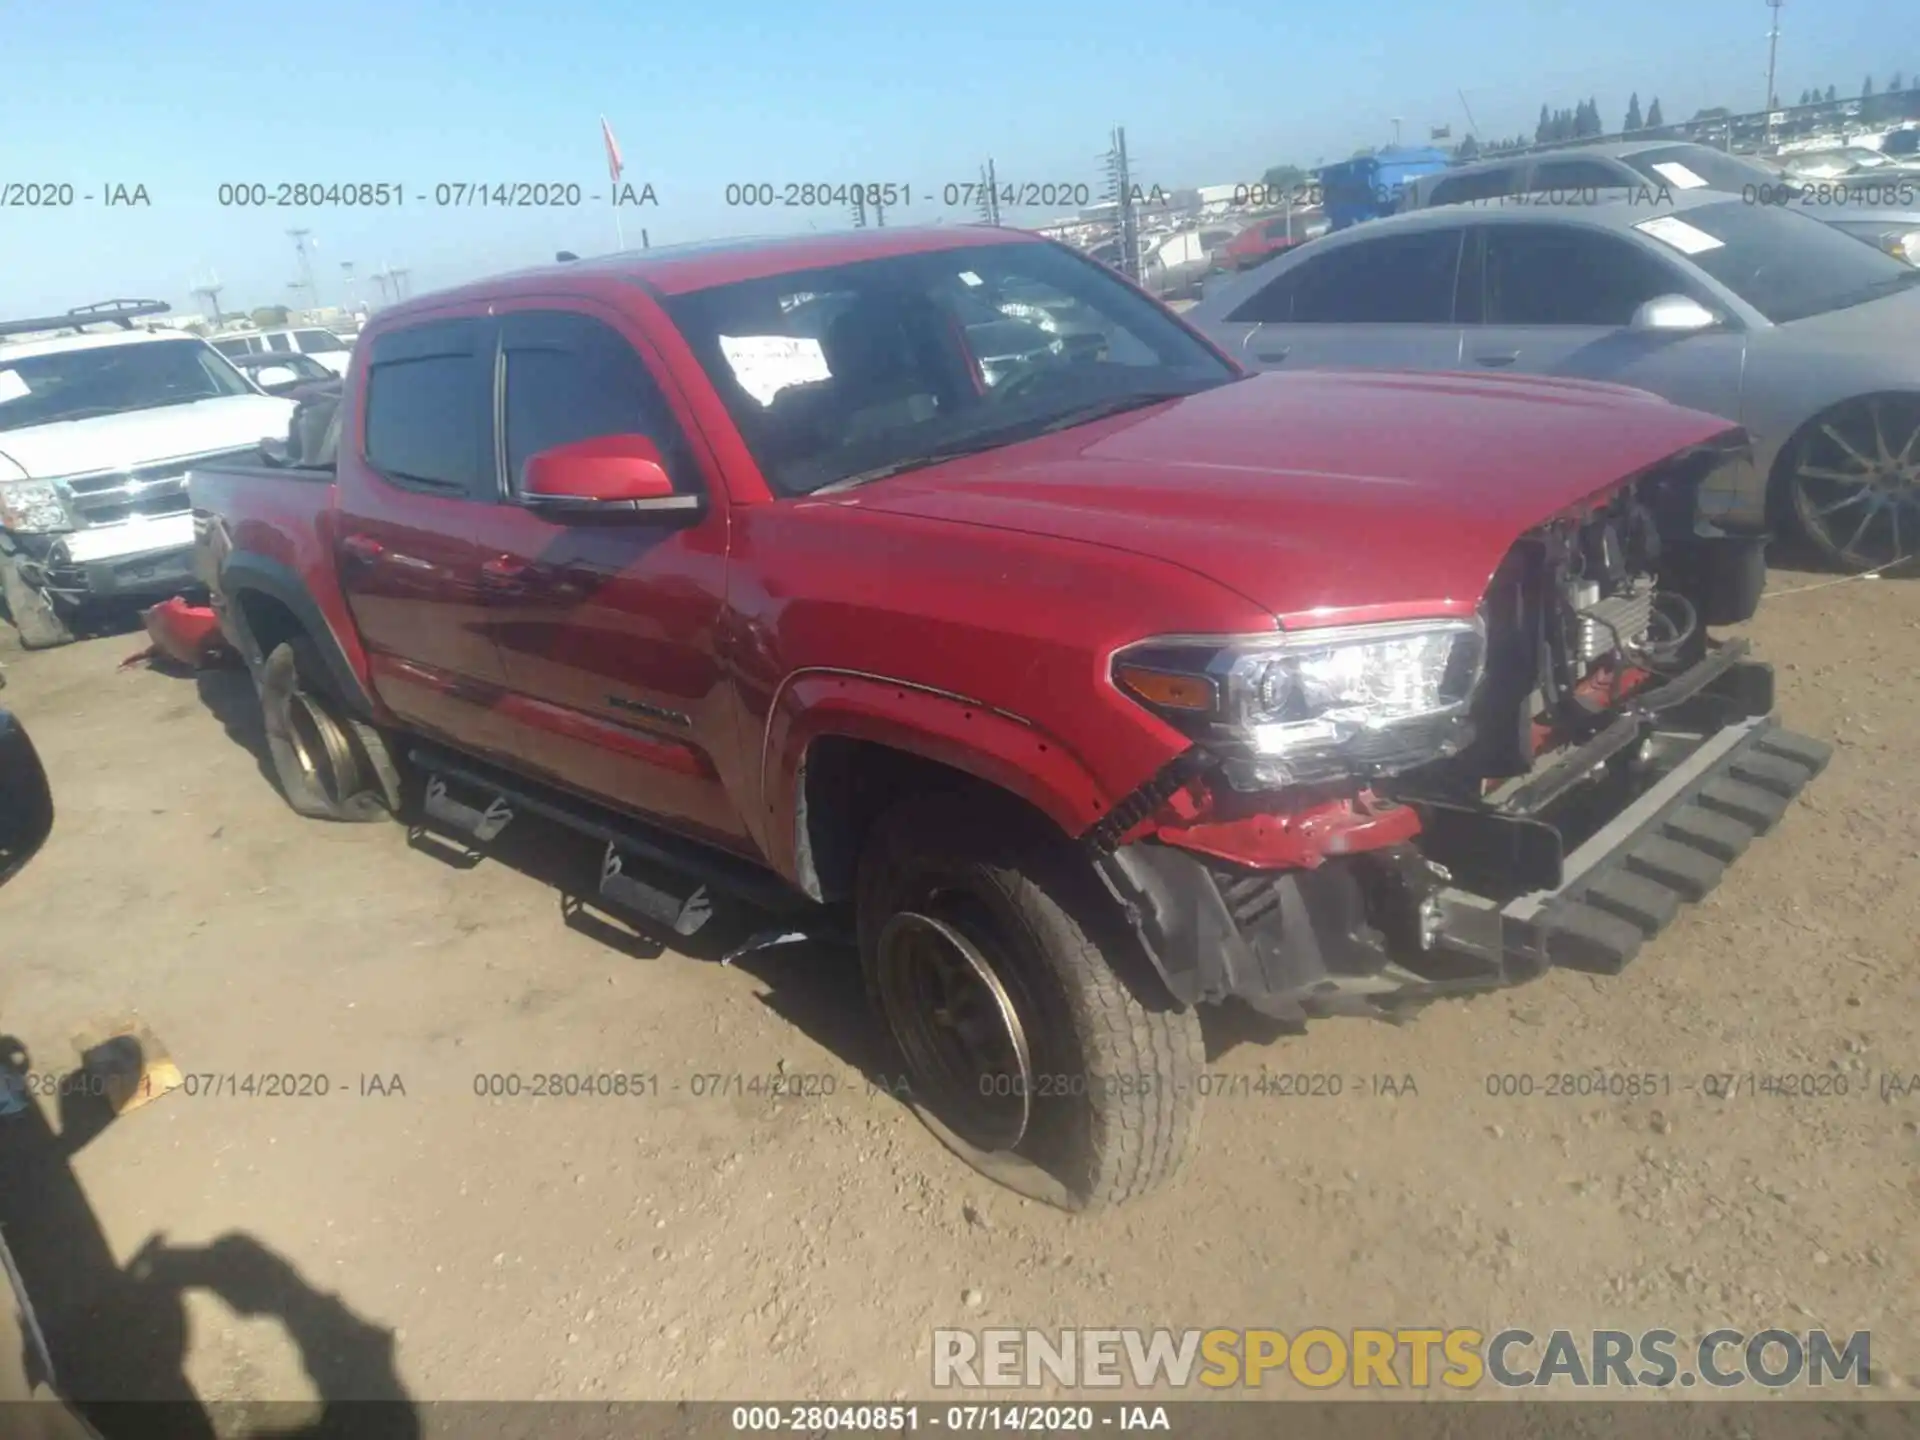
[1625, 92, 1644, 130]
[1536, 103, 1551, 143]
[248, 305, 290, 328]
[1645, 96, 1665, 129]
[1825, 85, 1837, 102]
[1455, 134, 1481, 161]
[1863, 75, 1875, 97]
[1260, 164, 1307, 193]
[1588, 95, 1602, 134]
[1692, 106, 1731, 121]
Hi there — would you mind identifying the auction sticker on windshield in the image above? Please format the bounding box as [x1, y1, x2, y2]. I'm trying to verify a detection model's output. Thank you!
[1647, 161, 1710, 190]
[718, 334, 831, 406]
[1634, 214, 1725, 255]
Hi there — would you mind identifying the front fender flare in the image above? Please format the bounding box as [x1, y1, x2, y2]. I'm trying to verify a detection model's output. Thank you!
[759, 669, 1117, 884]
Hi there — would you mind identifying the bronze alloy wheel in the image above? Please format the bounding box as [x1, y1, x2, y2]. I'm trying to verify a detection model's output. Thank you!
[872, 909, 1034, 1154]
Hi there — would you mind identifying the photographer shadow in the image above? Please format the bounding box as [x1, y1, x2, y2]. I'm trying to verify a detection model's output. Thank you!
[0, 1035, 419, 1440]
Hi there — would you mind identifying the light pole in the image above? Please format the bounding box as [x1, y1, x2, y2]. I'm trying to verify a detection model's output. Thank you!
[1765, 0, 1784, 145]
[1391, 116, 1403, 147]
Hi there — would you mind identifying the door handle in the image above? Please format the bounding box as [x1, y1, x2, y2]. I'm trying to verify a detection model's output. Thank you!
[1475, 351, 1520, 367]
[1255, 347, 1291, 362]
[340, 534, 384, 567]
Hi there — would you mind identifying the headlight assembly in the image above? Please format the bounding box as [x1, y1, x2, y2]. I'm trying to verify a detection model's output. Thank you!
[1112, 619, 1485, 789]
[0, 479, 75, 534]
[1885, 228, 1920, 266]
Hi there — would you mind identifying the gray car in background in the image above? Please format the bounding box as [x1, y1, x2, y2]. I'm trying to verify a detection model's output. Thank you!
[1187, 190, 1920, 572]
[1399, 139, 1920, 265]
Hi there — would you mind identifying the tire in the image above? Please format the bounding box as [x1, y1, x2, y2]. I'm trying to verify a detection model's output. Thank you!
[0, 555, 74, 650]
[856, 792, 1203, 1211]
[256, 637, 402, 822]
[1780, 394, 1920, 574]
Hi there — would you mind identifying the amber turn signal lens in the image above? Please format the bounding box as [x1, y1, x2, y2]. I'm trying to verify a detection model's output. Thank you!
[1115, 664, 1215, 712]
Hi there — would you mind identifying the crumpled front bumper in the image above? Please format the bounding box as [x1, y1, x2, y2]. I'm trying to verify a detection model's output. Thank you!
[1094, 657, 1831, 1022]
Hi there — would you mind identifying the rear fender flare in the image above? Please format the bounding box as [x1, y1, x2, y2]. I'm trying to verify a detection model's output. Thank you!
[220, 554, 377, 719]
[760, 669, 1114, 884]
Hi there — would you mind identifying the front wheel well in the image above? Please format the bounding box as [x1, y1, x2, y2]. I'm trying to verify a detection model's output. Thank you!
[796, 736, 1071, 904]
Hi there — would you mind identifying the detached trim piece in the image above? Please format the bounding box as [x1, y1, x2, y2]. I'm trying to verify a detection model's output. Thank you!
[1435, 720, 1832, 976]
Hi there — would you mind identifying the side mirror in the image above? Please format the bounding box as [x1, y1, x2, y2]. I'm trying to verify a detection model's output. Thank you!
[1630, 294, 1720, 333]
[0, 709, 54, 889]
[521, 434, 700, 516]
[254, 365, 298, 389]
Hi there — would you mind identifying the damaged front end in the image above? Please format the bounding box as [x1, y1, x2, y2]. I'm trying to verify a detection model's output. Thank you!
[1091, 447, 1830, 1023]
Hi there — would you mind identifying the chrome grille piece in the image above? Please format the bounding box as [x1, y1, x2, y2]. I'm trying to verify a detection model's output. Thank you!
[61, 447, 260, 527]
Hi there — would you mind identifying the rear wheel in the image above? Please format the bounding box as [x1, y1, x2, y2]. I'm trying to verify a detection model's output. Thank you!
[856, 793, 1203, 1211]
[1783, 395, 1920, 573]
[0, 555, 74, 650]
[257, 637, 401, 822]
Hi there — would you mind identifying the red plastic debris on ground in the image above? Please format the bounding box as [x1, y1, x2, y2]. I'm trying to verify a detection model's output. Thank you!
[129, 598, 235, 670]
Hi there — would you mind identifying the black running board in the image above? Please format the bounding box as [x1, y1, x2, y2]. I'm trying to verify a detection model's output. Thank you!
[407, 743, 808, 917]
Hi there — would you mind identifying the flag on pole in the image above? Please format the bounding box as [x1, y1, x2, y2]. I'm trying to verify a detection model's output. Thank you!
[601, 117, 625, 185]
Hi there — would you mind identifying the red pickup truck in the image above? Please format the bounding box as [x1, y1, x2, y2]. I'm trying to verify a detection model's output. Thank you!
[189, 225, 1828, 1211]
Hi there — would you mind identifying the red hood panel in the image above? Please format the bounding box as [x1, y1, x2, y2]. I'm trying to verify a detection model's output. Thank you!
[853, 369, 1739, 627]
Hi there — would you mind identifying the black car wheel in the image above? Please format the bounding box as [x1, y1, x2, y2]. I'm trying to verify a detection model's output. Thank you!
[1786, 395, 1920, 573]
[856, 792, 1203, 1211]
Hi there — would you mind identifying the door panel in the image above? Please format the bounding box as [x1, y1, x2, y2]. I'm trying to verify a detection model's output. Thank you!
[336, 313, 523, 757]
[475, 304, 748, 850]
[1236, 227, 1468, 372]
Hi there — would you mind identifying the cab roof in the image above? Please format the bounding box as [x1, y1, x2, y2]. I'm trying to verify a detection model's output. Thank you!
[377, 224, 1044, 322]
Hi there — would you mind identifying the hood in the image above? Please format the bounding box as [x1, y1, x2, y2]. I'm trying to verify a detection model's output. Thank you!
[0, 393, 297, 482]
[849, 370, 1739, 626]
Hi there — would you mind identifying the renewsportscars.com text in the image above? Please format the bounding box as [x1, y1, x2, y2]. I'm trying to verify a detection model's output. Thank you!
[931, 1327, 1872, 1391]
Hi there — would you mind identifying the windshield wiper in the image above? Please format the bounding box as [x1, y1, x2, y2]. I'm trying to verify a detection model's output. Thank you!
[1032, 388, 1202, 435]
[812, 435, 1022, 494]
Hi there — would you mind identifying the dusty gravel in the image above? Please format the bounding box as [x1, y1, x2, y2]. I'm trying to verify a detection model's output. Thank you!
[0, 563, 1915, 1415]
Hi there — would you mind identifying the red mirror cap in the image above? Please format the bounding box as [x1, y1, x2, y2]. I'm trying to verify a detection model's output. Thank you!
[523, 434, 675, 502]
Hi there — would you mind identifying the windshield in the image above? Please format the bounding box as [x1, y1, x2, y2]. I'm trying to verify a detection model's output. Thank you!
[663, 240, 1236, 495]
[293, 329, 349, 354]
[0, 338, 256, 431]
[1623, 145, 1782, 193]
[1633, 199, 1919, 324]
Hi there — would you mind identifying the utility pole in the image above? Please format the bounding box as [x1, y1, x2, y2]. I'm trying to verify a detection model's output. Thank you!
[1765, 0, 1784, 145]
[977, 159, 1001, 226]
[1105, 126, 1139, 283]
[340, 261, 359, 314]
[1391, 116, 1403, 146]
[288, 229, 320, 310]
[391, 268, 411, 300]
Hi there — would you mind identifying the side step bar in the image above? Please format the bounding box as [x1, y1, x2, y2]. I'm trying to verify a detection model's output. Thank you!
[407, 743, 807, 917]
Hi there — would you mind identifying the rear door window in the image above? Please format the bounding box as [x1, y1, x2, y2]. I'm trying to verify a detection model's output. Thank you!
[363, 318, 496, 498]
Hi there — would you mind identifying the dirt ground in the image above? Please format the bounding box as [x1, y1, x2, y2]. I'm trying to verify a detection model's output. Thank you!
[0, 563, 1915, 1416]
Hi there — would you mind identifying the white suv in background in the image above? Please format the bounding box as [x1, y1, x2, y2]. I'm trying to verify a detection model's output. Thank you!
[0, 301, 295, 648]
[210, 325, 354, 377]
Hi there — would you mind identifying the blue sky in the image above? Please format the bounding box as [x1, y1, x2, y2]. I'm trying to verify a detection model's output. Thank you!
[0, 0, 1903, 317]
